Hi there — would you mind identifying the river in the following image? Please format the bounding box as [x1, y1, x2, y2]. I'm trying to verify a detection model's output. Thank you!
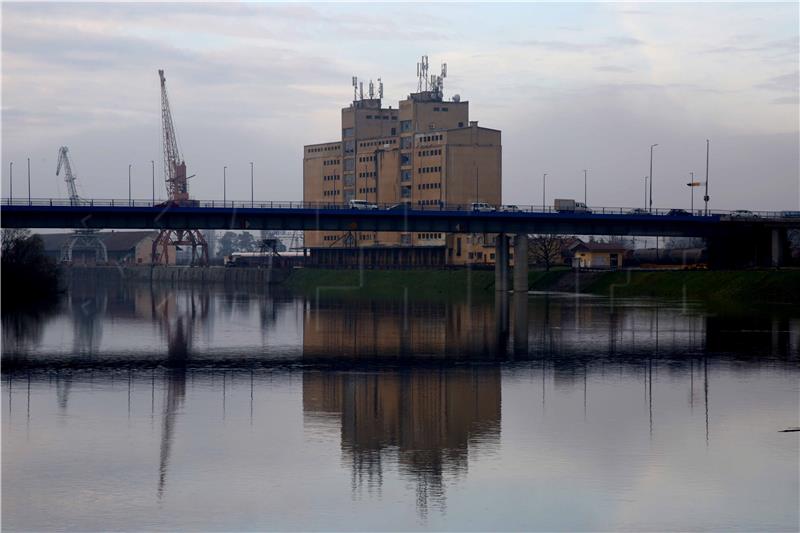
[2, 279, 798, 531]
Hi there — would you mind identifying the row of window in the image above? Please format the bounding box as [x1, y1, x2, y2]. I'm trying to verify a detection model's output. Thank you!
[323, 190, 340, 197]
[365, 115, 398, 121]
[358, 187, 376, 194]
[323, 175, 340, 181]
[417, 149, 442, 157]
[417, 199, 443, 206]
[358, 155, 375, 163]
[323, 235, 339, 242]
[432, 107, 450, 112]
[358, 171, 376, 178]
[323, 159, 340, 166]
[308, 145, 340, 154]
[359, 233, 375, 241]
[360, 138, 397, 149]
[417, 233, 443, 240]
[418, 166, 442, 174]
[417, 182, 441, 190]
[418, 134, 443, 143]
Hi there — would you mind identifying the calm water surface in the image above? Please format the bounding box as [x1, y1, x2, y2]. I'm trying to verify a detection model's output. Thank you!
[2, 280, 798, 531]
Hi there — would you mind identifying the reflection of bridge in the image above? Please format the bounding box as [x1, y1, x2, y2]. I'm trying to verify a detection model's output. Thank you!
[3, 198, 797, 275]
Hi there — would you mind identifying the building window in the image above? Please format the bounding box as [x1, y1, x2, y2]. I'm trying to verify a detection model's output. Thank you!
[344, 158, 354, 171]
[456, 237, 462, 257]
[344, 174, 354, 186]
[401, 170, 412, 182]
[401, 186, 411, 198]
[441, 107, 448, 112]
[401, 136, 413, 149]
[344, 140, 355, 155]
[458, 122, 464, 128]
[400, 120, 412, 132]
[343, 127, 354, 137]
[400, 154, 411, 166]
[391, 127, 396, 135]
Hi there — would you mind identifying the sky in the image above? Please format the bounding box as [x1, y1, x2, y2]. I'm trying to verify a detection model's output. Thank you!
[2, 2, 798, 211]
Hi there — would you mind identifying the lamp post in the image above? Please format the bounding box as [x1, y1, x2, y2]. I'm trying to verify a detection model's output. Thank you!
[128, 164, 132, 206]
[9, 161, 12, 202]
[687, 172, 695, 212]
[250, 162, 254, 208]
[223, 166, 227, 205]
[542, 172, 547, 212]
[649, 144, 658, 213]
[704, 139, 710, 215]
[27, 157, 31, 205]
[151, 160, 155, 204]
[644, 176, 648, 209]
[583, 169, 588, 206]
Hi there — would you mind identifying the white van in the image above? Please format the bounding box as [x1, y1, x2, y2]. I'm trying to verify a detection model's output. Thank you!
[349, 199, 378, 210]
[470, 202, 495, 212]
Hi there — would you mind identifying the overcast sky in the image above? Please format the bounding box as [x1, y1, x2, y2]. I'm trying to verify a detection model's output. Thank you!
[2, 2, 798, 211]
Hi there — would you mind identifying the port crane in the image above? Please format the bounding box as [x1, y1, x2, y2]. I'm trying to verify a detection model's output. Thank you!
[56, 146, 108, 263]
[151, 69, 208, 265]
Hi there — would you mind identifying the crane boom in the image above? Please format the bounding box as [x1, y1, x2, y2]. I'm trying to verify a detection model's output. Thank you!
[56, 146, 80, 205]
[159, 69, 189, 202]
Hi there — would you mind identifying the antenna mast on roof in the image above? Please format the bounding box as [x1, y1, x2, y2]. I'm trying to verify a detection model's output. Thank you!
[352, 76, 358, 101]
[417, 55, 429, 92]
[359, 81, 364, 100]
[378, 78, 384, 99]
[368, 79, 374, 99]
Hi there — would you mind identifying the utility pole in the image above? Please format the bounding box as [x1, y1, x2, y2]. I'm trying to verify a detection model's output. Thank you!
[542, 173, 547, 211]
[688, 171, 695, 212]
[223, 166, 227, 204]
[151, 160, 155, 204]
[704, 139, 710, 215]
[649, 144, 658, 213]
[128, 164, 132, 206]
[27, 158, 31, 205]
[583, 169, 588, 206]
[644, 176, 648, 209]
[250, 162, 254, 208]
[9, 161, 12, 201]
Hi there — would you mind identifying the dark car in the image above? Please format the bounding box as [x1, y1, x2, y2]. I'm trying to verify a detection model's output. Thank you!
[667, 209, 691, 216]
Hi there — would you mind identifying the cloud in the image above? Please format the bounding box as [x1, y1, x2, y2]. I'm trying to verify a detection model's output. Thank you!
[756, 71, 800, 93]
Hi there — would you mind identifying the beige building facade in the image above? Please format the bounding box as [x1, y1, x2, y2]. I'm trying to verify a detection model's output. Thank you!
[303, 66, 501, 264]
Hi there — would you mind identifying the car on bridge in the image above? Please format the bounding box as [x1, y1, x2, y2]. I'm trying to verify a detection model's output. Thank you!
[667, 209, 691, 217]
[500, 205, 520, 213]
[781, 210, 800, 218]
[471, 202, 496, 212]
[627, 208, 650, 215]
[729, 209, 759, 219]
[349, 199, 378, 210]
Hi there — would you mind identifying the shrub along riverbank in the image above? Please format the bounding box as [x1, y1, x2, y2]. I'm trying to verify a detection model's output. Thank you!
[285, 267, 800, 304]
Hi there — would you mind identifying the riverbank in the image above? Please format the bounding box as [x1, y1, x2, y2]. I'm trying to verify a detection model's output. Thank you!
[285, 267, 800, 304]
[60, 265, 291, 286]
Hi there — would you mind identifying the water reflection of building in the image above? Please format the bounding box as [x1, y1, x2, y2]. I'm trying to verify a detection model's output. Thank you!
[302, 298, 501, 358]
[303, 368, 501, 515]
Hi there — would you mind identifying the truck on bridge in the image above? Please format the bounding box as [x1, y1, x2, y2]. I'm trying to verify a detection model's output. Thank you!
[554, 198, 592, 214]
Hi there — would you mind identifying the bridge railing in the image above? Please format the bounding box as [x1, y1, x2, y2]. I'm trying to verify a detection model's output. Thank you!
[1, 197, 795, 220]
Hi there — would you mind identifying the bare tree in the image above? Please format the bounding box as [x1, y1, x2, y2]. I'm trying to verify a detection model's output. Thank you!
[528, 234, 563, 271]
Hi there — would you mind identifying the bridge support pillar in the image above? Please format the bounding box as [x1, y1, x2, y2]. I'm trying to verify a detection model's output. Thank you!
[495, 233, 509, 292]
[771, 228, 788, 267]
[513, 233, 528, 293]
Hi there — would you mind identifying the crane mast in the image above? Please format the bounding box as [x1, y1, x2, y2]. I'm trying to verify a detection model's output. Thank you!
[56, 146, 80, 205]
[159, 69, 189, 203]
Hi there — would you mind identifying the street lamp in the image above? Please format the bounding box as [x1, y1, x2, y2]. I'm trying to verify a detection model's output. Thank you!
[128, 164, 132, 206]
[250, 162, 254, 207]
[542, 172, 547, 212]
[643, 176, 648, 209]
[27, 157, 31, 205]
[151, 160, 155, 204]
[223, 166, 227, 204]
[649, 144, 658, 213]
[704, 139, 710, 215]
[9, 161, 12, 201]
[583, 169, 588, 206]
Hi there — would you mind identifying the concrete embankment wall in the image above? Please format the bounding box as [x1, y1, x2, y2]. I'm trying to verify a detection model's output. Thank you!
[60, 265, 291, 286]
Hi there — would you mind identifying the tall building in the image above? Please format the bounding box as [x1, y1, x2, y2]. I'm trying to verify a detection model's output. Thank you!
[303, 58, 502, 265]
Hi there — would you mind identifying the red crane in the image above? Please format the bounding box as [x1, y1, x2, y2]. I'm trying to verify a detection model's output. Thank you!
[152, 69, 208, 265]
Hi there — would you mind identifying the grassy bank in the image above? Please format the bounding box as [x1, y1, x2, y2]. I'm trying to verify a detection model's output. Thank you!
[581, 269, 800, 304]
[286, 267, 800, 304]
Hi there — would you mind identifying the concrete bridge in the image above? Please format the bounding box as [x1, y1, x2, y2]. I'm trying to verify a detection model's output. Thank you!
[2, 198, 797, 286]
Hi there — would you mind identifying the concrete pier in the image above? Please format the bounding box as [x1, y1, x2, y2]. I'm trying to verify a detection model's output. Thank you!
[495, 233, 509, 292]
[513, 233, 528, 293]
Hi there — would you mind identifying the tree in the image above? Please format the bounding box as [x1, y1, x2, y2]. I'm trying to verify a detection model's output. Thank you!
[1, 229, 59, 307]
[217, 231, 238, 257]
[237, 232, 257, 252]
[529, 234, 563, 271]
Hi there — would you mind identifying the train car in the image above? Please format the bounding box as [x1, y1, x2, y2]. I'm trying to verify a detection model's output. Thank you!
[224, 251, 306, 268]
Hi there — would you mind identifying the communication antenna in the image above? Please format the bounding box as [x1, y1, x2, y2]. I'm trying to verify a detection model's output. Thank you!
[368, 79, 374, 99]
[352, 76, 358, 101]
[441, 63, 447, 79]
[417, 55, 429, 92]
[378, 78, 384, 99]
[359, 81, 364, 100]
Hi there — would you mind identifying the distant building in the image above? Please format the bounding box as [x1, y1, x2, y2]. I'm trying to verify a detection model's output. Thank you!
[564, 240, 628, 269]
[37, 231, 175, 265]
[303, 60, 501, 266]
